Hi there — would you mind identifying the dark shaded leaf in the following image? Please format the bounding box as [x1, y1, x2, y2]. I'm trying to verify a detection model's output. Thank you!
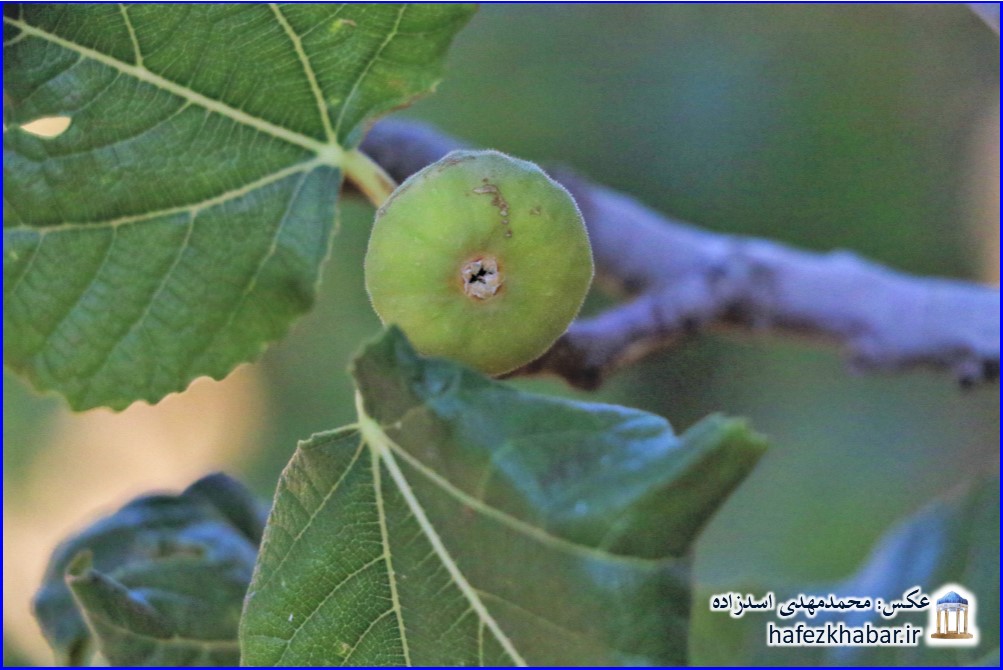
[33, 472, 263, 666]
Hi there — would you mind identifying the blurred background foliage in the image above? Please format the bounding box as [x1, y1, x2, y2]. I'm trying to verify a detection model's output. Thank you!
[3, 4, 998, 665]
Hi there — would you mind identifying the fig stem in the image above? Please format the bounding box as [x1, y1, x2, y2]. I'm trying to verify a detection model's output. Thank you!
[345, 149, 399, 207]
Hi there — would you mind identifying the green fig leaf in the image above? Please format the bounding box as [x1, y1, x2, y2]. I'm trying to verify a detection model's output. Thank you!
[691, 476, 999, 666]
[3, 3, 476, 409]
[239, 327, 767, 665]
[33, 473, 265, 666]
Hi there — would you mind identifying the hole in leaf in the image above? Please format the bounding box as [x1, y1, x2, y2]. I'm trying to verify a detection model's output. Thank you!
[19, 115, 72, 138]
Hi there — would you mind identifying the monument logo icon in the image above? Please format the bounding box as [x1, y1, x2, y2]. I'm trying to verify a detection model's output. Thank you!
[928, 584, 978, 646]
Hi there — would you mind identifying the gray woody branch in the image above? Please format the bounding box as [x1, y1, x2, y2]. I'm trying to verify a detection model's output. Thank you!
[968, 3, 1000, 33]
[360, 119, 1000, 390]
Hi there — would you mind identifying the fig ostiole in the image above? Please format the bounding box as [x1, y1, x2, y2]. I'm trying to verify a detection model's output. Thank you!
[364, 149, 594, 375]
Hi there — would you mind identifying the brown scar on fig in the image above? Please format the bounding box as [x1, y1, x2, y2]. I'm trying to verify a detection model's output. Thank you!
[436, 153, 477, 171]
[472, 180, 511, 225]
[529, 205, 541, 215]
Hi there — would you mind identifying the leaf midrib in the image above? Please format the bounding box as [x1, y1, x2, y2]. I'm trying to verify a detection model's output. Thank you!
[356, 391, 529, 667]
[371, 442, 413, 665]
[381, 401, 672, 570]
[2, 13, 343, 162]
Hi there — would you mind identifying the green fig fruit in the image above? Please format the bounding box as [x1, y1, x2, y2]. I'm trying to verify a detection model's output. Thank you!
[364, 149, 593, 375]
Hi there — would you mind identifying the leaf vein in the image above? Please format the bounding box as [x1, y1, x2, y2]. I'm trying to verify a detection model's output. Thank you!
[331, 3, 406, 139]
[441, 606, 476, 639]
[255, 434, 367, 593]
[358, 392, 528, 666]
[270, 3, 335, 142]
[382, 425, 668, 569]
[3, 30, 28, 47]
[118, 3, 143, 66]
[339, 606, 397, 666]
[4, 235, 42, 302]
[477, 620, 485, 667]
[275, 554, 386, 663]
[4, 158, 319, 235]
[83, 213, 195, 396]
[2, 14, 339, 157]
[185, 166, 312, 372]
[29, 226, 118, 361]
[475, 589, 596, 649]
[371, 443, 413, 665]
[297, 4, 348, 41]
[13, 51, 85, 113]
[35, 98, 191, 162]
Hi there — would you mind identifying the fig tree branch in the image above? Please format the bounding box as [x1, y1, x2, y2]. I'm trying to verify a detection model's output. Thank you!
[969, 3, 1000, 33]
[358, 119, 1001, 390]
